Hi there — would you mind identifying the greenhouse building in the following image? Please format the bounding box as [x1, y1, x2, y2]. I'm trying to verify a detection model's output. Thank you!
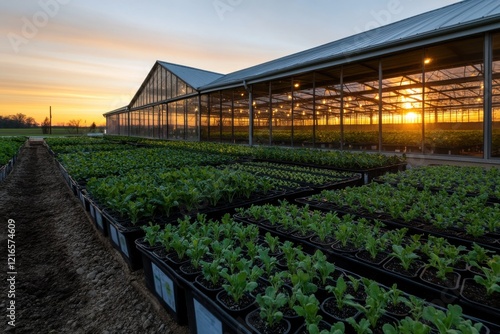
[104, 0, 500, 161]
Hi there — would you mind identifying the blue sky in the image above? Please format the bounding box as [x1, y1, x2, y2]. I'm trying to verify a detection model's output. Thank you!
[0, 0, 461, 125]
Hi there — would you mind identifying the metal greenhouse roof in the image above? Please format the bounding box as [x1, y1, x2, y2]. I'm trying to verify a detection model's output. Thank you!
[200, 0, 500, 91]
[157, 61, 223, 89]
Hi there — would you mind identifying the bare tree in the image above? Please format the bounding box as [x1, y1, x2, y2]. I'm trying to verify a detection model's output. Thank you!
[25, 117, 37, 128]
[41, 117, 50, 134]
[67, 119, 83, 134]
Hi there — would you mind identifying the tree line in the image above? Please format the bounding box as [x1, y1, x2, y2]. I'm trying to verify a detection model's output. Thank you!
[0, 113, 38, 128]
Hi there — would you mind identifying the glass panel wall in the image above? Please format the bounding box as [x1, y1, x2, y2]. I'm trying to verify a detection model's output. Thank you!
[186, 97, 199, 140]
[493, 32, 500, 157]
[293, 74, 315, 147]
[200, 95, 209, 141]
[106, 114, 119, 135]
[381, 50, 423, 153]
[221, 90, 233, 143]
[209, 92, 222, 142]
[424, 36, 484, 156]
[234, 88, 249, 144]
[270, 79, 293, 146]
[342, 61, 380, 151]
[314, 68, 342, 149]
[119, 112, 128, 136]
[253, 83, 271, 145]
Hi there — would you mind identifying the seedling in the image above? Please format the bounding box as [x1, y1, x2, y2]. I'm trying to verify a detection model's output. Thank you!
[472, 255, 500, 296]
[142, 222, 160, 247]
[256, 286, 288, 328]
[391, 244, 420, 271]
[293, 292, 322, 331]
[220, 269, 258, 303]
[325, 276, 354, 310]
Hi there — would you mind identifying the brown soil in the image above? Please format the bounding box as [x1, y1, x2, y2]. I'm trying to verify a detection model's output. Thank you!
[0, 143, 189, 334]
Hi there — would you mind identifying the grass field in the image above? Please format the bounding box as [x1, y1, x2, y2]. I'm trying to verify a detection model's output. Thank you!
[0, 128, 101, 137]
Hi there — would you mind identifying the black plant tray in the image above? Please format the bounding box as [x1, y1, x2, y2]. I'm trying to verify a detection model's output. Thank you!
[372, 178, 500, 207]
[232, 214, 500, 325]
[294, 198, 500, 253]
[254, 158, 406, 184]
[136, 242, 253, 333]
[86, 188, 307, 272]
[135, 242, 188, 325]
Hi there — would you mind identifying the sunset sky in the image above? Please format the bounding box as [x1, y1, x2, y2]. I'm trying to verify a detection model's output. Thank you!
[1, 0, 461, 126]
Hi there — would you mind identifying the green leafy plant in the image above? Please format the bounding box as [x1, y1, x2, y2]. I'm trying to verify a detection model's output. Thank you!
[346, 280, 388, 328]
[258, 248, 278, 275]
[171, 235, 190, 260]
[317, 322, 345, 334]
[255, 286, 288, 328]
[391, 244, 420, 271]
[386, 284, 407, 308]
[426, 253, 454, 281]
[364, 233, 386, 260]
[158, 224, 174, 252]
[347, 317, 372, 334]
[466, 243, 494, 269]
[291, 270, 318, 295]
[382, 317, 431, 334]
[423, 305, 483, 334]
[405, 295, 426, 321]
[186, 237, 210, 269]
[293, 292, 322, 332]
[264, 232, 281, 254]
[472, 255, 500, 296]
[313, 250, 336, 286]
[326, 276, 354, 310]
[200, 258, 223, 286]
[142, 222, 160, 246]
[220, 269, 258, 303]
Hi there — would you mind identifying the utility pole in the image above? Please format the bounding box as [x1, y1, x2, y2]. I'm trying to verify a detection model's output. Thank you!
[50, 106, 52, 135]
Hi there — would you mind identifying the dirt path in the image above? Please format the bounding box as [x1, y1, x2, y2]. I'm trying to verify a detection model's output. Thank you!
[0, 142, 188, 333]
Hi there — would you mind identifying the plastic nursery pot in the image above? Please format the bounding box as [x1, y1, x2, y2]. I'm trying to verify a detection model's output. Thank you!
[194, 275, 224, 299]
[320, 297, 360, 322]
[293, 320, 331, 334]
[419, 267, 461, 291]
[245, 308, 291, 334]
[215, 290, 256, 318]
[178, 262, 202, 282]
[185, 288, 252, 334]
[382, 257, 425, 279]
[460, 278, 500, 318]
[355, 250, 390, 266]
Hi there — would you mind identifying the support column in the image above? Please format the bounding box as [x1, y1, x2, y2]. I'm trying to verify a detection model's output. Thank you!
[378, 60, 383, 152]
[484, 32, 493, 160]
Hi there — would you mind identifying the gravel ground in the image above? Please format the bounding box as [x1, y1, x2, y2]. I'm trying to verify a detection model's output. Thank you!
[0, 141, 189, 334]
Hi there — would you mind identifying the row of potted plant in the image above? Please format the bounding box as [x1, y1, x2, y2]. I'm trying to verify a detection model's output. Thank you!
[85, 166, 276, 225]
[234, 200, 499, 315]
[0, 137, 25, 182]
[107, 135, 406, 170]
[223, 162, 361, 189]
[0, 137, 25, 166]
[301, 183, 500, 241]
[58, 147, 237, 182]
[375, 165, 500, 203]
[139, 214, 491, 334]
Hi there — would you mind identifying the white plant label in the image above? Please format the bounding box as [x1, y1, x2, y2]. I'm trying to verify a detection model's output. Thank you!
[109, 224, 119, 247]
[194, 298, 222, 334]
[118, 232, 129, 258]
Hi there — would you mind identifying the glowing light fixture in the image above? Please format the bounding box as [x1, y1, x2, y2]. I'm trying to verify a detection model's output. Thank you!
[424, 58, 432, 65]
